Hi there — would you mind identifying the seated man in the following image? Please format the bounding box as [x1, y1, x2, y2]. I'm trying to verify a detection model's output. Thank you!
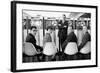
[61, 26, 78, 60]
[78, 25, 91, 51]
[78, 25, 91, 59]
[26, 26, 43, 52]
[43, 26, 57, 61]
[43, 26, 53, 45]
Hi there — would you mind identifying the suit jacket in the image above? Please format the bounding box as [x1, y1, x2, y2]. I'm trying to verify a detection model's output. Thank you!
[78, 32, 91, 51]
[61, 32, 77, 52]
[58, 20, 68, 45]
[26, 33, 43, 51]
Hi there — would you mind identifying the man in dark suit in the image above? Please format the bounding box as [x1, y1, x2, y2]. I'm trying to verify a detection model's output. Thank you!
[26, 26, 43, 52]
[78, 25, 91, 50]
[61, 26, 78, 60]
[62, 26, 77, 52]
[78, 25, 91, 59]
[58, 14, 68, 51]
[56, 14, 69, 61]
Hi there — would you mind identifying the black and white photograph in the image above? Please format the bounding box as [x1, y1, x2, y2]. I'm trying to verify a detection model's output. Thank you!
[11, 1, 97, 72]
[22, 10, 91, 62]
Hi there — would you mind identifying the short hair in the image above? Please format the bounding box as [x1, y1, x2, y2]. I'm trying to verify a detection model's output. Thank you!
[63, 14, 66, 17]
[30, 26, 37, 30]
[46, 26, 54, 31]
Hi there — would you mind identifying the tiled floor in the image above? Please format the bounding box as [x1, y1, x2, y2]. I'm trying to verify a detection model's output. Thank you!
[23, 52, 91, 63]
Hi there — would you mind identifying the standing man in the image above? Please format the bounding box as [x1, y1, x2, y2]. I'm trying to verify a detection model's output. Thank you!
[58, 14, 68, 52]
[57, 14, 68, 61]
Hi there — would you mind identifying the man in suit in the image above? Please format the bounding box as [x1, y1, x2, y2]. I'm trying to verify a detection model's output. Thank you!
[58, 14, 68, 51]
[26, 26, 43, 52]
[78, 25, 91, 51]
[43, 26, 57, 61]
[78, 25, 91, 59]
[61, 26, 78, 60]
[62, 26, 77, 51]
[56, 14, 69, 61]
[43, 26, 53, 45]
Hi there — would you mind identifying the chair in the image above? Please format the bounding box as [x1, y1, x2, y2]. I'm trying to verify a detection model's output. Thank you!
[23, 42, 38, 62]
[23, 42, 38, 56]
[78, 42, 91, 60]
[64, 42, 78, 60]
[64, 42, 78, 55]
[43, 42, 57, 56]
[80, 41, 91, 54]
[43, 42, 57, 61]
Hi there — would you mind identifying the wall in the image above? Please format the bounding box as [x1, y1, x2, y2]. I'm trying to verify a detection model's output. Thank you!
[0, 0, 99, 73]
